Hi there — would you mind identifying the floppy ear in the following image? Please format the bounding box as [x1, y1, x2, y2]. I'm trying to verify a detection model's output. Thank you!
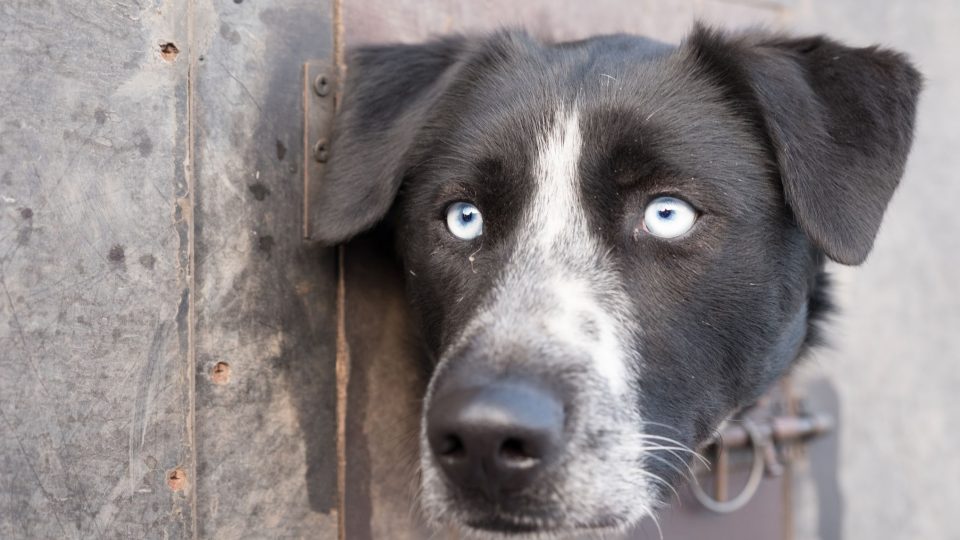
[688, 26, 922, 265]
[312, 37, 470, 245]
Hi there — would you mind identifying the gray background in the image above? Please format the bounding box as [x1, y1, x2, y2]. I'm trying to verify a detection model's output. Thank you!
[787, 1, 960, 539]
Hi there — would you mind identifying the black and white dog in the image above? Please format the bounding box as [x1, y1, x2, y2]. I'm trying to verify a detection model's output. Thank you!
[314, 25, 920, 537]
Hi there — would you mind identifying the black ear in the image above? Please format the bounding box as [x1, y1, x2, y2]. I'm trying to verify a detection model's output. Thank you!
[312, 36, 470, 244]
[688, 25, 922, 265]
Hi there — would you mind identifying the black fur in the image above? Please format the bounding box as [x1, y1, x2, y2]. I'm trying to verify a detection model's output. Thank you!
[316, 26, 920, 534]
[689, 25, 922, 264]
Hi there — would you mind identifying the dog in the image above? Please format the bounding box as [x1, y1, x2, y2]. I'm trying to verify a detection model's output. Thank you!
[313, 24, 920, 537]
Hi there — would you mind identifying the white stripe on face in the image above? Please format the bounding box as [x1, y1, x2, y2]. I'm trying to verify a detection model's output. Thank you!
[531, 108, 586, 246]
[459, 107, 634, 395]
[530, 109, 632, 394]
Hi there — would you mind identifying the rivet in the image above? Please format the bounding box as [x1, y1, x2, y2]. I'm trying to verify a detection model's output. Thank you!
[313, 74, 330, 97]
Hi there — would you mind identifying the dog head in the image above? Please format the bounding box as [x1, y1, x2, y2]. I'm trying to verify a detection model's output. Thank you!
[315, 26, 919, 536]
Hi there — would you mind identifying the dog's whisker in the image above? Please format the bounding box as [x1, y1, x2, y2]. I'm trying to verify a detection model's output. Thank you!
[628, 468, 679, 505]
[643, 508, 666, 540]
[637, 434, 711, 467]
[637, 437, 699, 454]
[638, 443, 689, 468]
[642, 448, 694, 480]
[639, 442, 710, 467]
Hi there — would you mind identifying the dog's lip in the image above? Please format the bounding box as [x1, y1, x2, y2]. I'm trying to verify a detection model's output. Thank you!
[462, 514, 625, 535]
[463, 518, 540, 534]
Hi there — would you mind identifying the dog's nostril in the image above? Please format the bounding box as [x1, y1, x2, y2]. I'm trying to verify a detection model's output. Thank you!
[499, 437, 538, 466]
[439, 434, 466, 458]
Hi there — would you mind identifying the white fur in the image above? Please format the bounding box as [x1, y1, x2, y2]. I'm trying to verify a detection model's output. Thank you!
[530, 109, 584, 246]
[525, 108, 632, 394]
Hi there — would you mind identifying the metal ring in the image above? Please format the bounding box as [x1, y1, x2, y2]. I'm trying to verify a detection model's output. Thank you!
[689, 420, 766, 514]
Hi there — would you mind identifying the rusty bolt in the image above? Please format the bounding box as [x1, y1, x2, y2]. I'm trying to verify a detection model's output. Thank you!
[313, 74, 330, 97]
[313, 139, 328, 163]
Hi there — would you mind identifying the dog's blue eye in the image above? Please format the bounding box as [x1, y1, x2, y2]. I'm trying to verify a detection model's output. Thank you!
[445, 202, 483, 240]
[643, 196, 697, 239]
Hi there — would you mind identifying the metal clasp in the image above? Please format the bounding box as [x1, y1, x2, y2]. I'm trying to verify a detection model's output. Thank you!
[690, 407, 833, 513]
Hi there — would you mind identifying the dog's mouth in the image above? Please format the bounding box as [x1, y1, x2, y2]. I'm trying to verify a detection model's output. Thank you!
[424, 464, 656, 537]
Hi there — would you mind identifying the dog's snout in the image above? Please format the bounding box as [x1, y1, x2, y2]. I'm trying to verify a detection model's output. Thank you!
[427, 378, 565, 497]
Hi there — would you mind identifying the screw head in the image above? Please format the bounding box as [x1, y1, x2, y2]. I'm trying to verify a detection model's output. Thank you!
[313, 74, 330, 97]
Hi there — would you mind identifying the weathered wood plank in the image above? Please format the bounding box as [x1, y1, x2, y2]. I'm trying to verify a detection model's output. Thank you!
[0, 1, 193, 538]
[189, 0, 339, 537]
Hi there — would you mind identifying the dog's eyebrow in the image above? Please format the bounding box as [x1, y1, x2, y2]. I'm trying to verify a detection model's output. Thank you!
[436, 156, 525, 202]
[431, 176, 478, 205]
[585, 139, 681, 191]
[608, 152, 678, 188]
[578, 107, 679, 187]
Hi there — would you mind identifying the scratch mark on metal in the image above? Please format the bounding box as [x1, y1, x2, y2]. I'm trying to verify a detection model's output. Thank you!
[215, 59, 262, 113]
[129, 322, 167, 492]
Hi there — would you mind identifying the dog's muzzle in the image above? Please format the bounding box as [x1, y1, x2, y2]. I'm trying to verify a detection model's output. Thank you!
[426, 373, 566, 500]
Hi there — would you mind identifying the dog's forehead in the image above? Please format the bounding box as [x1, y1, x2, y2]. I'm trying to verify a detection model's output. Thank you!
[441, 41, 759, 186]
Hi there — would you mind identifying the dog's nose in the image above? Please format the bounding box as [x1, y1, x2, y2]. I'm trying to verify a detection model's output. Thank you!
[427, 378, 565, 497]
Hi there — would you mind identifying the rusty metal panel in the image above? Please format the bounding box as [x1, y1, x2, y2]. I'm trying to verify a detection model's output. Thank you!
[0, 1, 194, 538]
[189, 0, 339, 537]
[2, 0, 340, 538]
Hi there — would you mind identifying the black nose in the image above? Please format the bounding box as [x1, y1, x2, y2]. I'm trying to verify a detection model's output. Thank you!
[427, 378, 565, 498]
